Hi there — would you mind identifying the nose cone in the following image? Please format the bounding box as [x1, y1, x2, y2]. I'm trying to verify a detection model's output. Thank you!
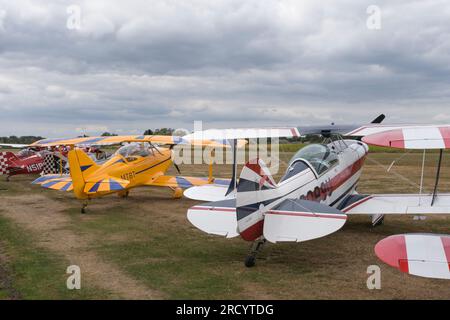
[375, 235, 408, 269]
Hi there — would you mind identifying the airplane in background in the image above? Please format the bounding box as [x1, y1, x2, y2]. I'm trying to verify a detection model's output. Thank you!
[31, 132, 296, 213]
[0, 148, 49, 181]
[0, 144, 110, 181]
[186, 123, 450, 268]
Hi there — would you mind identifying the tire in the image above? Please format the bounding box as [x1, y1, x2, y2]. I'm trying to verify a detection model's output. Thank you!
[245, 256, 256, 268]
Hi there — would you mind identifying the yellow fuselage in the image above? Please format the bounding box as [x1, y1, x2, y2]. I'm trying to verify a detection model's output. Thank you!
[73, 147, 173, 199]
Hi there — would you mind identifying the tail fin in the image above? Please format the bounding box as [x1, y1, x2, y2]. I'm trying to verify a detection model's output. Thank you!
[68, 148, 100, 199]
[0, 152, 18, 175]
[236, 158, 279, 241]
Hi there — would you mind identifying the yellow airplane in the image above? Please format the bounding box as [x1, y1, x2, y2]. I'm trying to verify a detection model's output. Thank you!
[31, 135, 235, 213]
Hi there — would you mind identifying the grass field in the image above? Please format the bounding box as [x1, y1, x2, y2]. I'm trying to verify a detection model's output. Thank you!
[0, 149, 449, 300]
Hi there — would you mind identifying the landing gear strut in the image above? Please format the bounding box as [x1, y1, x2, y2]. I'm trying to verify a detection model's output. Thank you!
[81, 202, 88, 214]
[245, 238, 266, 268]
[371, 214, 385, 227]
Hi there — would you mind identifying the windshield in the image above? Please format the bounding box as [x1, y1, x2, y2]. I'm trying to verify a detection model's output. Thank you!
[115, 143, 152, 158]
[288, 144, 338, 175]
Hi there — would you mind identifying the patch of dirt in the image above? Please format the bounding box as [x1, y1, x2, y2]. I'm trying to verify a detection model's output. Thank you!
[0, 194, 163, 299]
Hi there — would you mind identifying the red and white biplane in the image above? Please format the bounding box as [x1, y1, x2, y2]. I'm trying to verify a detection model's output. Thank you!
[185, 121, 450, 268]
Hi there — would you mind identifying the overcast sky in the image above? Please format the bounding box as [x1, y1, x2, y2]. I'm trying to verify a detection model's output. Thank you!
[0, 0, 449, 137]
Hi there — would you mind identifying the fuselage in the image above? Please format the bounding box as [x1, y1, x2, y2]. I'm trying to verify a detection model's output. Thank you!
[278, 139, 368, 208]
[79, 146, 173, 198]
[236, 140, 369, 240]
[0, 151, 45, 176]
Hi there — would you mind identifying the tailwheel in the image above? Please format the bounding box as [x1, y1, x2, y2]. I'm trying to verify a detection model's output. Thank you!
[118, 190, 130, 198]
[6, 175, 10, 182]
[172, 187, 183, 199]
[244, 238, 266, 268]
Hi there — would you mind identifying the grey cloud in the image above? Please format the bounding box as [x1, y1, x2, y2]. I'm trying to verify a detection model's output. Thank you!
[0, 0, 449, 137]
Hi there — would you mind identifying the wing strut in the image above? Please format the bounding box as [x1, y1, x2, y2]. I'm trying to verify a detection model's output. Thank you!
[225, 139, 238, 196]
[431, 149, 443, 206]
[419, 149, 426, 205]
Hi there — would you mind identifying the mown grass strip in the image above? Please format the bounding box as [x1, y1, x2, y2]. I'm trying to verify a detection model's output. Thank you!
[0, 214, 110, 300]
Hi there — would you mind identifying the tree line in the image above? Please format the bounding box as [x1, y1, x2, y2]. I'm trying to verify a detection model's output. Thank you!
[0, 136, 45, 144]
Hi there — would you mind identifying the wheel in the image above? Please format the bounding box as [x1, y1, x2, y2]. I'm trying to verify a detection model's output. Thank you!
[81, 207, 86, 214]
[245, 255, 256, 268]
[172, 187, 183, 199]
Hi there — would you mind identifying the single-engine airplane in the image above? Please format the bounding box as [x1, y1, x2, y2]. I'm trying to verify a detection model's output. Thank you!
[0, 148, 49, 180]
[0, 143, 110, 181]
[186, 123, 450, 267]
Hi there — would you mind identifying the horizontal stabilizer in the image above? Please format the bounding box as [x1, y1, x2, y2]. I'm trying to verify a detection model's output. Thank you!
[32, 174, 73, 191]
[341, 194, 450, 215]
[264, 199, 347, 243]
[187, 199, 239, 238]
[184, 185, 235, 201]
[375, 234, 450, 280]
[84, 177, 129, 193]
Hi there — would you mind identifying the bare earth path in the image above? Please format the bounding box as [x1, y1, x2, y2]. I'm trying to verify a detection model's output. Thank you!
[0, 194, 162, 299]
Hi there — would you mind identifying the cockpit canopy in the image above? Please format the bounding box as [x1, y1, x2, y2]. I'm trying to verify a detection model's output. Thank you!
[288, 144, 339, 176]
[115, 142, 152, 158]
[17, 149, 35, 158]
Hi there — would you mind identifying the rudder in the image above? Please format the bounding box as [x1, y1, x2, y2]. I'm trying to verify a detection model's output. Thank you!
[236, 158, 279, 241]
[68, 148, 100, 199]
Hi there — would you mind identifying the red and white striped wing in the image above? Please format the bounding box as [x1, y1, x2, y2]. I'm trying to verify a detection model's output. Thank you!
[375, 234, 450, 280]
[362, 126, 450, 150]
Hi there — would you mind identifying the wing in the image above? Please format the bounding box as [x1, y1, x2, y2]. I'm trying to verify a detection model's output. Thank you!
[340, 194, 450, 215]
[30, 135, 244, 148]
[0, 143, 30, 148]
[346, 123, 450, 142]
[184, 184, 235, 201]
[263, 199, 347, 243]
[146, 175, 230, 189]
[362, 126, 450, 149]
[183, 127, 300, 140]
[32, 174, 73, 191]
[375, 234, 450, 280]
